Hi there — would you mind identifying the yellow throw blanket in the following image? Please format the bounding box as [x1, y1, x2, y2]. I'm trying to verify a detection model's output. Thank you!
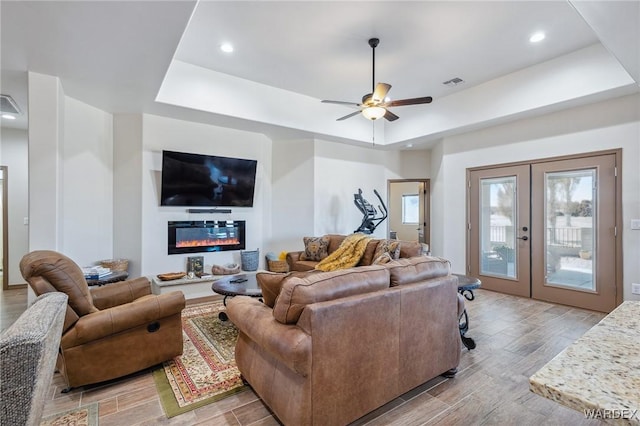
[315, 233, 372, 272]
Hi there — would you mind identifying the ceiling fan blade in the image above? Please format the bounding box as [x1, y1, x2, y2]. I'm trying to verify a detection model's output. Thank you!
[322, 100, 361, 108]
[386, 96, 432, 107]
[371, 83, 391, 103]
[336, 111, 362, 121]
[384, 110, 399, 121]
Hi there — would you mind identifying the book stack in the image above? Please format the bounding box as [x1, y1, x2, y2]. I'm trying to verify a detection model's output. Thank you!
[82, 266, 111, 280]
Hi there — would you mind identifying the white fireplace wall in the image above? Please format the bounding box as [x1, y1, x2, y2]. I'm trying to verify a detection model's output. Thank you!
[139, 114, 272, 275]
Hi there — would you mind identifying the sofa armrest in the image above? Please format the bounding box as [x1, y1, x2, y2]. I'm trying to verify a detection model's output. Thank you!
[61, 291, 185, 348]
[0, 293, 67, 426]
[227, 296, 311, 377]
[90, 277, 152, 310]
[285, 251, 303, 270]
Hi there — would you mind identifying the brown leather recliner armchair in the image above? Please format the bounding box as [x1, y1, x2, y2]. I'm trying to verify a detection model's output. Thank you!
[19, 250, 185, 390]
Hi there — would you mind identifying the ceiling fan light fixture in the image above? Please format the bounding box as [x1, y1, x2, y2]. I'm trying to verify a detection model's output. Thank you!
[362, 106, 386, 120]
[321, 37, 432, 122]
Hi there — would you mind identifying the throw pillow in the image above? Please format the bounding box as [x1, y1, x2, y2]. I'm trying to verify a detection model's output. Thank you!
[373, 239, 400, 261]
[398, 240, 422, 258]
[358, 239, 381, 266]
[300, 236, 331, 261]
[372, 252, 393, 265]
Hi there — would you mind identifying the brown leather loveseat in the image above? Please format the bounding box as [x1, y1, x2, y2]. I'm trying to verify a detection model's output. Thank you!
[19, 250, 185, 390]
[227, 255, 460, 425]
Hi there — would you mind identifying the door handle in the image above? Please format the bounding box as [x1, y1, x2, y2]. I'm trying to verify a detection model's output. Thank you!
[516, 236, 528, 241]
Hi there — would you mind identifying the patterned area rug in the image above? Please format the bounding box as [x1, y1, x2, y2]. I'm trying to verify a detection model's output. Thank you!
[40, 403, 98, 426]
[153, 301, 247, 418]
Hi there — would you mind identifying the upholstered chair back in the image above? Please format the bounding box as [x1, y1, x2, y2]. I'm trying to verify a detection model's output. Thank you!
[20, 250, 99, 331]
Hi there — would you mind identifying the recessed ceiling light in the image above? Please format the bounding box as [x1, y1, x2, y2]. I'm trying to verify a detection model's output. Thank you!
[1, 114, 16, 120]
[529, 32, 546, 43]
[406, 143, 413, 148]
[220, 43, 234, 53]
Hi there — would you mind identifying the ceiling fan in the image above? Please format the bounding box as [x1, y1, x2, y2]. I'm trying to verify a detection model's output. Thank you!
[322, 38, 433, 122]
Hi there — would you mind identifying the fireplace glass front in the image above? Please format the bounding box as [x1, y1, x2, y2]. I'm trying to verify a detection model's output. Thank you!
[168, 220, 246, 255]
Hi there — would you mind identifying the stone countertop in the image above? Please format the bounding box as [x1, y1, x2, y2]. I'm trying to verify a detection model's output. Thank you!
[529, 301, 640, 424]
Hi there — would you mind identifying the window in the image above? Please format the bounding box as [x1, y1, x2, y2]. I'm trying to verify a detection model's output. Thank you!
[402, 194, 419, 224]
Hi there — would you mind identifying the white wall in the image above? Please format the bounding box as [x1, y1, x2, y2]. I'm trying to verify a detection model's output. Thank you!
[27, 71, 64, 252]
[0, 128, 29, 285]
[27, 73, 114, 301]
[140, 114, 272, 275]
[394, 149, 432, 179]
[313, 139, 430, 239]
[431, 93, 640, 301]
[269, 138, 315, 253]
[113, 114, 144, 277]
[61, 97, 114, 266]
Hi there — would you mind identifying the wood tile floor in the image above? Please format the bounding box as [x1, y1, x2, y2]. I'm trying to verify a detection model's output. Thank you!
[2, 287, 608, 425]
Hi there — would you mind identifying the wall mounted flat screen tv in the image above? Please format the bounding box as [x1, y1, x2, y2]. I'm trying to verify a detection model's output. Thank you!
[161, 150, 257, 207]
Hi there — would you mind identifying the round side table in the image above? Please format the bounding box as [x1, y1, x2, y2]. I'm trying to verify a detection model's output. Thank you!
[211, 274, 262, 321]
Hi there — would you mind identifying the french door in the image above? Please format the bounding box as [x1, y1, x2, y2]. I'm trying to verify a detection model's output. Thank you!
[469, 165, 531, 298]
[468, 152, 620, 312]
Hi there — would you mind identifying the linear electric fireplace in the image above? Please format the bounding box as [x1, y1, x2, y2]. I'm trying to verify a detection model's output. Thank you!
[168, 220, 246, 255]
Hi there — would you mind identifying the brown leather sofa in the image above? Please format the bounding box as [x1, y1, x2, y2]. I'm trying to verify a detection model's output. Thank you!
[286, 234, 423, 271]
[227, 256, 460, 426]
[19, 250, 185, 390]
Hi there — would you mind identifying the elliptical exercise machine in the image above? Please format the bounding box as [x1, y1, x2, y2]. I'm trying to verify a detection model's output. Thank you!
[353, 188, 388, 234]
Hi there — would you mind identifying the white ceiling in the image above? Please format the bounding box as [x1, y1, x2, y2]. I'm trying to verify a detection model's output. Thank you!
[176, 1, 599, 103]
[1, 1, 639, 148]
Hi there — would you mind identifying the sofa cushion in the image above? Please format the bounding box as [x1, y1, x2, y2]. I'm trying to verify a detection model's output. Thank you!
[398, 240, 423, 258]
[273, 265, 390, 324]
[326, 234, 347, 254]
[385, 256, 451, 287]
[299, 236, 331, 261]
[291, 260, 318, 272]
[373, 240, 401, 261]
[357, 239, 381, 266]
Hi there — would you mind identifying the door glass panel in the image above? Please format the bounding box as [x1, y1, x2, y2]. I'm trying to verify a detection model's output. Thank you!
[402, 194, 419, 224]
[480, 176, 517, 279]
[545, 169, 596, 291]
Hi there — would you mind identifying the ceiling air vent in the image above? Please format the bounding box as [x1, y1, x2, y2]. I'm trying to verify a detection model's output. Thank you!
[443, 77, 464, 87]
[0, 94, 22, 115]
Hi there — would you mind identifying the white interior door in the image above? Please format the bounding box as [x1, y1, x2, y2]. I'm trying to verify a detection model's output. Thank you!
[388, 180, 429, 245]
